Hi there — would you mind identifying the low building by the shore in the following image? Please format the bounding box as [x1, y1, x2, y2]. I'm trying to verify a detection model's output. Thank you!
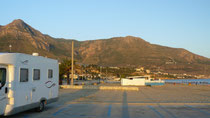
[121, 76, 165, 86]
[121, 76, 147, 86]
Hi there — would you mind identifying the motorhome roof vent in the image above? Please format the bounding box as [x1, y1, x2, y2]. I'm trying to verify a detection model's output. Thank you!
[32, 53, 39, 56]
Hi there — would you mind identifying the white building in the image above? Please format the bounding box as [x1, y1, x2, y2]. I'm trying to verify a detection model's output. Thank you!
[121, 76, 165, 86]
[121, 76, 146, 86]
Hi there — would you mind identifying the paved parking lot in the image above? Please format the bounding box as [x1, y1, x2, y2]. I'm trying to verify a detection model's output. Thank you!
[4, 84, 210, 118]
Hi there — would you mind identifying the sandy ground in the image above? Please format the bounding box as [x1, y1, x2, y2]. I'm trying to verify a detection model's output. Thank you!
[4, 84, 210, 118]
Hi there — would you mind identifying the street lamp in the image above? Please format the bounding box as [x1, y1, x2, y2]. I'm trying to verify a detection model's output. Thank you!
[9, 44, 12, 53]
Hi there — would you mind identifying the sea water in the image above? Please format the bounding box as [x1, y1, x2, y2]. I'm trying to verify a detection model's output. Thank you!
[165, 79, 210, 85]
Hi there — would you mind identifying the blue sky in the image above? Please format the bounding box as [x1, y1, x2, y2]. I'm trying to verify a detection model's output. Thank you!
[0, 0, 210, 58]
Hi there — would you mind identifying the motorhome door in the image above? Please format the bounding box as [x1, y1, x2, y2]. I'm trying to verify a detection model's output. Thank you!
[0, 65, 8, 115]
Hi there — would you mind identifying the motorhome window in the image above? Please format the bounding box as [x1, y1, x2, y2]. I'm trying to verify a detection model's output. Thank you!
[20, 68, 28, 82]
[33, 69, 40, 80]
[0, 68, 6, 87]
[48, 69, 53, 78]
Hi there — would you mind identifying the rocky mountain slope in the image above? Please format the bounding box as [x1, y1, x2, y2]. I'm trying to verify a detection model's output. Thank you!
[79, 36, 209, 66]
[0, 19, 210, 75]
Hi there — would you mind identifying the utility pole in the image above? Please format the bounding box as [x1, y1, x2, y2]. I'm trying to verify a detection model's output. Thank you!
[84, 65, 86, 80]
[81, 66, 83, 80]
[106, 68, 108, 80]
[71, 41, 74, 85]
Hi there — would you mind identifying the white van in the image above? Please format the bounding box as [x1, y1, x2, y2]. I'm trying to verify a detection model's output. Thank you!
[0, 53, 59, 116]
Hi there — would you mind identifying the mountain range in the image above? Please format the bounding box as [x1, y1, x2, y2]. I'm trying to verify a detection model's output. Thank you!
[0, 19, 210, 75]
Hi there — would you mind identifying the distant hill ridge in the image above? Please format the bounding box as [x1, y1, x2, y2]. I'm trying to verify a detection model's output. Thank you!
[0, 19, 210, 75]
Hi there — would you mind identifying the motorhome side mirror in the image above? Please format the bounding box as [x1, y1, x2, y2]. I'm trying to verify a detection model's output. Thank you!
[5, 87, 8, 94]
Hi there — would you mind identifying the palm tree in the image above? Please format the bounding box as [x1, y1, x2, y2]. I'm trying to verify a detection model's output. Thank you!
[59, 58, 73, 85]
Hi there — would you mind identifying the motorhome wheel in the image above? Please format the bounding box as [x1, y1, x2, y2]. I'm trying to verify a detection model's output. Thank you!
[36, 101, 45, 112]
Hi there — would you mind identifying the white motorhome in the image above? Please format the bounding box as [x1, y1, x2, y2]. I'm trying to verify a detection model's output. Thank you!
[0, 53, 59, 116]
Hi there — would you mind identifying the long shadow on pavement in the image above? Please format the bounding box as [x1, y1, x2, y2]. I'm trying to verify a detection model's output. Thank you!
[122, 91, 130, 118]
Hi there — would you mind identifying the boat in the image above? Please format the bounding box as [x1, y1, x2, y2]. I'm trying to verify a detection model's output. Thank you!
[145, 77, 165, 86]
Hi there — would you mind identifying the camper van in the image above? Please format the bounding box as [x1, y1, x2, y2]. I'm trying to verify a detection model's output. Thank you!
[0, 53, 59, 116]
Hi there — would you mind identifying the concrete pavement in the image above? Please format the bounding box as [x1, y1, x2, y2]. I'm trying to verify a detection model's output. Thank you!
[4, 84, 210, 118]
